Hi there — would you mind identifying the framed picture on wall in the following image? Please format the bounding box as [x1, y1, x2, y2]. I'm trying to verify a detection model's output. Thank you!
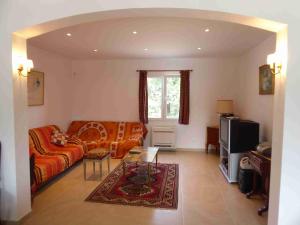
[259, 64, 274, 95]
[27, 70, 44, 106]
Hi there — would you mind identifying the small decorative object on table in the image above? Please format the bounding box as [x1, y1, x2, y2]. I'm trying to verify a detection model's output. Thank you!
[129, 149, 142, 154]
[83, 148, 111, 180]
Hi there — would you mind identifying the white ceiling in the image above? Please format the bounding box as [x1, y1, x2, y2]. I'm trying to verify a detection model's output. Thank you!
[28, 17, 274, 59]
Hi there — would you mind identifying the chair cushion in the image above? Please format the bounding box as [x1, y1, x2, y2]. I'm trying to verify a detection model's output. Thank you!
[84, 148, 110, 160]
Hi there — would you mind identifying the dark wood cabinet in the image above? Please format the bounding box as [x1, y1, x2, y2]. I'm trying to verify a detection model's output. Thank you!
[246, 151, 271, 215]
[205, 126, 219, 154]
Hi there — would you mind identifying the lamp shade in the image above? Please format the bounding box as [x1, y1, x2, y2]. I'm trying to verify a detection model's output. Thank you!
[26, 59, 34, 72]
[217, 100, 233, 114]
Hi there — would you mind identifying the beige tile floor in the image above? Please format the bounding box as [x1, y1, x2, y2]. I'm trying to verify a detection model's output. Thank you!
[21, 151, 268, 225]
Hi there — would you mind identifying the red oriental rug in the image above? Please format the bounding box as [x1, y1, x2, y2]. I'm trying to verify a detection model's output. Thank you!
[85, 162, 179, 209]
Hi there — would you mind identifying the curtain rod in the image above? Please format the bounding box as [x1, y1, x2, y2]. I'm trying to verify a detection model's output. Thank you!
[136, 69, 193, 72]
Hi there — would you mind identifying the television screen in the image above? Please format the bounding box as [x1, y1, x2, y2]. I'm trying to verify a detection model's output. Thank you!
[220, 118, 228, 147]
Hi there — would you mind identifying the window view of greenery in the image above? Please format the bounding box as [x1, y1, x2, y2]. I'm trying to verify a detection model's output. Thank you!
[166, 77, 180, 118]
[148, 77, 163, 118]
[147, 75, 180, 119]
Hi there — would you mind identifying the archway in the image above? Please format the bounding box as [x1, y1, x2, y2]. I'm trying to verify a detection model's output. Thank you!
[4, 7, 287, 225]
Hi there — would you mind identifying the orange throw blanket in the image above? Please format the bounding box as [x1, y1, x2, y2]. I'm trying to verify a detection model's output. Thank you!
[67, 121, 147, 158]
[29, 125, 84, 190]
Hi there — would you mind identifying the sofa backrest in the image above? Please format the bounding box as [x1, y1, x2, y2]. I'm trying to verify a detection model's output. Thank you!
[67, 121, 147, 142]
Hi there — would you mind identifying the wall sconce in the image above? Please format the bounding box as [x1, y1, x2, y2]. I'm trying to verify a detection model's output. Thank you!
[267, 53, 282, 75]
[17, 58, 34, 77]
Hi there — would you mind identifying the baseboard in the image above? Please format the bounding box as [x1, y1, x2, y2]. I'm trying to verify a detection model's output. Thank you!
[1, 210, 33, 225]
[1, 220, 21, 225]
[1, 206, 34, 225]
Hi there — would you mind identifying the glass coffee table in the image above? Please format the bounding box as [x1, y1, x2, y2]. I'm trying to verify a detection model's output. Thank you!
[121, 147, 159, 186]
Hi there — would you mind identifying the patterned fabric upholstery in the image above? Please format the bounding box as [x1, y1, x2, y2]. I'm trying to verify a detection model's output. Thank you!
[67, 121, 148, 158]
[68, 135, 89, 153]
[29, 125, 84, 190]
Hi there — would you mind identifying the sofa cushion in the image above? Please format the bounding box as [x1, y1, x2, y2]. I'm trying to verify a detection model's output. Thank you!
[51, 130, 69, 146]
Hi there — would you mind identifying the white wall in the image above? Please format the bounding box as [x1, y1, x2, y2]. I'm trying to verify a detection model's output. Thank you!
[27, 45, 73, 131]
[237, 35, 276, 142]
[71, 58, 239, 149]
[27, 37, 277, 148]
[8, 34, 32, 222]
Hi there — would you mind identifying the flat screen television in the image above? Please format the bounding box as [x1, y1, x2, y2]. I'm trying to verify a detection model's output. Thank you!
[220, 117, 259, 153]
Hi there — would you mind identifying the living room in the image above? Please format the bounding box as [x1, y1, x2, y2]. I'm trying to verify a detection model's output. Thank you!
[20, 16, 276, 225]
[1, 4, 296, 225]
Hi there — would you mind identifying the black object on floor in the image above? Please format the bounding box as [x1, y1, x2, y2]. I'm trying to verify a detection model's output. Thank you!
[239, 168, 254, 194]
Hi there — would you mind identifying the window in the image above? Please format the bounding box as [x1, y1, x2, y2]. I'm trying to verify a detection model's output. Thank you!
[147, 73, 180, 119]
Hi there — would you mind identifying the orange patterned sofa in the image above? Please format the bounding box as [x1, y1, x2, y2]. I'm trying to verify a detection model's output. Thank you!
[29, 125, 84, 190]
[67, 121, 148, 158]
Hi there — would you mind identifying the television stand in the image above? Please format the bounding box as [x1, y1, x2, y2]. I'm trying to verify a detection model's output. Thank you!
[219, 145, 244, 183]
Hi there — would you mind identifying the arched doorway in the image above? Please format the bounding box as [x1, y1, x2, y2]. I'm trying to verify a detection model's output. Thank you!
[3, 6, 288, 225]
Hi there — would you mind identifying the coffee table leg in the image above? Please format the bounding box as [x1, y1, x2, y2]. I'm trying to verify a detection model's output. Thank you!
[148, 163, 151, 186]
[99, 160, 103, 178]
[93, 161, 95, 174]
[156, 153, 158, 169]
[123, 161, 126, 176]
[108, 157, 110, 172]
[83, 160, 87, 180]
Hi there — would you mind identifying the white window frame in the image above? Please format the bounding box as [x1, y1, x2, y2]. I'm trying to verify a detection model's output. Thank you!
[147, 72, 180, 121]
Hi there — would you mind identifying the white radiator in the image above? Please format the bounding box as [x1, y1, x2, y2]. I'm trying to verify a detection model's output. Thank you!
[151, 126, 176, 150]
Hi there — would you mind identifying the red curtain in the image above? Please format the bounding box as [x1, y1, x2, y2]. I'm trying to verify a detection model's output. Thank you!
[139, 70, 148, 124]
[179, 70, 190, 124]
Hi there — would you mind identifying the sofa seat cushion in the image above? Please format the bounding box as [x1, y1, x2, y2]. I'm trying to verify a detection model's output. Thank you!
[110, 139, 142, 158]
[34, 142, 84, 168]
[34, 154, 68, 185]
[48, 145, 84, 167]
